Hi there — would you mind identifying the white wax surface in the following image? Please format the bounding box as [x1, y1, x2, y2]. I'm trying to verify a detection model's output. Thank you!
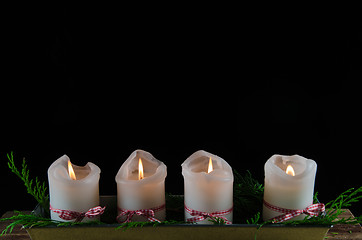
[48, 155, 101, 222]
[115, 150, 167, 222]
[182, 150, 233, 224]
[263, 154, 317, 221]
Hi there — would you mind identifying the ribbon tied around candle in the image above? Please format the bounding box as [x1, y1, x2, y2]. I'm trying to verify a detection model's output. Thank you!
[184, 204, 233, 224]
[116, 204, 165, 223]
[50, 205, 106, 222]
[263, 200, 325, 223]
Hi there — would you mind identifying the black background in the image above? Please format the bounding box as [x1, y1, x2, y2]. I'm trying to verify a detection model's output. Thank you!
[1, 3, 361, 217]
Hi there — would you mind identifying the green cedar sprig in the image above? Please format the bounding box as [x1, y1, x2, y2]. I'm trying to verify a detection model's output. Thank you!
[284, 186, 362, 226]
[0, 212, 186, 235]
[0, 211, 103, 236]
[246, 212, 261, 225]
[324, 187, 362, 219]
[116, 220, 188, 231]
[6, 152, 49, 215]
[233, 170, 264, 223]
[242, 183, 362, 240]
[207, 217, 227, 225]
[245, 186, 362, 226]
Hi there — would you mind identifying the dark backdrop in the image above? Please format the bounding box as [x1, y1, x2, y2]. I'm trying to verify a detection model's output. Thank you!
[1, 3, 361, 217]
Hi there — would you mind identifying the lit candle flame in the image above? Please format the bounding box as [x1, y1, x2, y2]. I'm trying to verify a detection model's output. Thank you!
[138, 158, 144, 180]
[207, 157, 213, 173]
[68, 160, 76, 180]
[286, 165, 295, 176]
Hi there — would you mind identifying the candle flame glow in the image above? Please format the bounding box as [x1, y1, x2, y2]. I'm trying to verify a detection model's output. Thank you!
[207, 157, 213, 173]
[68, 160, 76, 180]
[138, 158, 144, 180]
[286, 165, 295, 176]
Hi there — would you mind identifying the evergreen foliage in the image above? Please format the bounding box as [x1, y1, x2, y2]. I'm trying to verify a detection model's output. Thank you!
[6, 152, 49, 216]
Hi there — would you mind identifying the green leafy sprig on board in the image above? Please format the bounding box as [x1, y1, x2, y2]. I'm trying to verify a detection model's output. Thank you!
[243, 186, 362, 226]
[1, 211, 103, 236]
[6, 152, 50, 215]
[0, 212, 186, 235]
[279, 187, 362, 226]
[6, 152, 49, 216]
[246, 187, 362, 240]
[233, 170, 264, 223]
[116, 220, 188, 231]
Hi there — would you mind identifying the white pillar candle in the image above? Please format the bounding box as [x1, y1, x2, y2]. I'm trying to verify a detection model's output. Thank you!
[48, 155, 101, 222]
[182, 150, 233, 224]
[263, 154, 317, 221]
[115, 150, 167, 222]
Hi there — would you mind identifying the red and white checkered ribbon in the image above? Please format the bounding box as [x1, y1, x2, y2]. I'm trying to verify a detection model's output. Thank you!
[184, 204, 233, 224]
[263, 200, 325, 223]
[50, 205, 106, 222]
[116, 204, 165, 223]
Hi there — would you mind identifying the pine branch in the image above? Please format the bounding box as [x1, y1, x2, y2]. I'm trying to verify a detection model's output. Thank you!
[0, 212, 188, 235]
[0, 211, 103, 236]
[249, 186, 362, 226]
[6, 152, 49, 216]
[208, 217, 227, 225]
[116, 220, 187, 231]
[325, 187, 362, 217]
[233, 170, 264, 223]
[246, 212, 261, 225]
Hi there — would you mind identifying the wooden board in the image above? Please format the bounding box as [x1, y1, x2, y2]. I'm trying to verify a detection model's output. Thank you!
[1, 209, 361, 240]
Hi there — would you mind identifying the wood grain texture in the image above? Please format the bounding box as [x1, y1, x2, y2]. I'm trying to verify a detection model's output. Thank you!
[325, 209, 361, 240]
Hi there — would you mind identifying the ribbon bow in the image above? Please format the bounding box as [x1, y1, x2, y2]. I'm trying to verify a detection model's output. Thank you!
[263, 200, 325, 223]
[116, 204, 165, 223]
[50, 205, 106, 222]
[184, 204, 233, 224]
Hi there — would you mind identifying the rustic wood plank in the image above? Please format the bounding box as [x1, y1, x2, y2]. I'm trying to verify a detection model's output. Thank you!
[326, 209, 362, 240]
[1, 209, 361, 239]
[0, 211, 31, 240]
